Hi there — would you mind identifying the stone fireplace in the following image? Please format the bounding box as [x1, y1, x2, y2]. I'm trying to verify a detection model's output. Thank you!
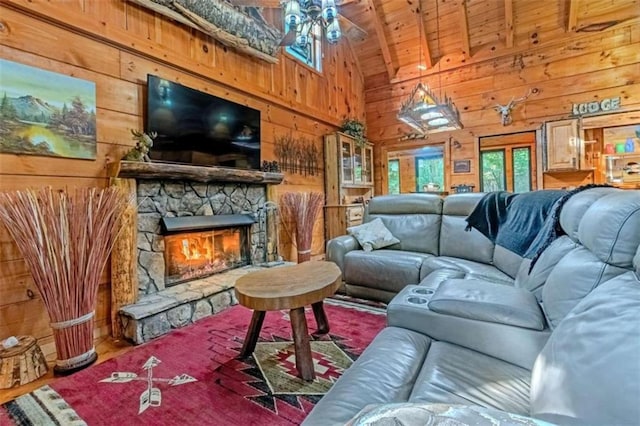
[108, 161, 284, 344]
[136, 179, 266, 295]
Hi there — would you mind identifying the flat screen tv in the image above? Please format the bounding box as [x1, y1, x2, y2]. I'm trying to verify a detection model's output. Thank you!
[145, 74, 261, 169]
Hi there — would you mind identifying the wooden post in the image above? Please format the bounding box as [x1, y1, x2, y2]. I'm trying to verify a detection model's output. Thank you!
[110, 177, 138, 339]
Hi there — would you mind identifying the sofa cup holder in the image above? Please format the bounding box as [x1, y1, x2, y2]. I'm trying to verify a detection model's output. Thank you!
[406, 296, 428, 305]
[412, 288, 435, 295]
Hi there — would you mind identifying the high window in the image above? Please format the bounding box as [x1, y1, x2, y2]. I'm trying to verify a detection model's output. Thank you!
[285, 23, 323, 72]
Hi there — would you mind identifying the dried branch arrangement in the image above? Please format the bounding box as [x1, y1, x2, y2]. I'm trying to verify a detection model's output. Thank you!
[0, 187, 133, 374]
[274, 134, 321, 176]
[279, 192, 324, 263]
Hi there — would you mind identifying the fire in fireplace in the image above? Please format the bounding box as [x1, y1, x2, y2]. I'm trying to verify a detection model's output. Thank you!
[161, 214, 255, 287]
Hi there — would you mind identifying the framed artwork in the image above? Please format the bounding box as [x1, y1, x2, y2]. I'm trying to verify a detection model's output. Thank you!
[0, 59, 97, 160]
[453, 159, 471, 174]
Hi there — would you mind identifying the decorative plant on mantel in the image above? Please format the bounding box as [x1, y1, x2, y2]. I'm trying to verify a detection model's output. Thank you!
[340, 118, 368, 147]
[0, 187, 133, 375]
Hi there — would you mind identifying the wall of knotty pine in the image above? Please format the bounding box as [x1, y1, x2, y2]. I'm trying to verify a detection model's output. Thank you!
[0, 0, 364, 355]
[368, 21, 640, 194]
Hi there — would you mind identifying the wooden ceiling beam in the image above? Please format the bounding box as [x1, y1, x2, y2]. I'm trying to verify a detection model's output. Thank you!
[504, 0, 514, 47]
[459, 0, 471, 58]
[417, 2, 433, 69]
[366, 0, 396, 81]
[567, 0, 580, 32]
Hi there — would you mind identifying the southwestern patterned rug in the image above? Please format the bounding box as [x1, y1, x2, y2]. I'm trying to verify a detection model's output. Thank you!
[0, 300, 385, 425]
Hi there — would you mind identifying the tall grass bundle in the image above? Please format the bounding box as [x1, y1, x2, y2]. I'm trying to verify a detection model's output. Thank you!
[0, 187, 132, 374]
[279, 191, 324, 263]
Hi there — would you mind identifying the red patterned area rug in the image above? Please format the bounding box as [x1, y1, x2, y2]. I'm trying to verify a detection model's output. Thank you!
[0, 301, 385, 425]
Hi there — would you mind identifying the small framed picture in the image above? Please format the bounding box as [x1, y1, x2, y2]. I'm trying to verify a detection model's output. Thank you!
[453, 159, 471, 174]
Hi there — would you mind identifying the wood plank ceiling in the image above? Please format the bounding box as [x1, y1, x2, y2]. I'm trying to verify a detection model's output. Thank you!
[333, 0, 639, 91]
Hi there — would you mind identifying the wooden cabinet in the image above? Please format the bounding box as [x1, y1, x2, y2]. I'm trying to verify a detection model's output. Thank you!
[545, 119, 581, 171]
[324, 132, 374, 240]
[324, 205, 365, 241]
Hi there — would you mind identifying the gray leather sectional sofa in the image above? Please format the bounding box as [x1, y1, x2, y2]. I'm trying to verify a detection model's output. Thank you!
[304, 188, 640, 425]
[327, 192, 528, 303]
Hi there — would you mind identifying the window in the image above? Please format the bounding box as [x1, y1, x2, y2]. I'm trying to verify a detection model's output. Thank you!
[481, 150, 506, 192]
[479, 132, 535, 193]
[415, 147, 445, 192]
[512, 147, 532, 193]
[285, 23, 323, 72]
[388, 159, 400, 194]
[385, 145, 445, 194]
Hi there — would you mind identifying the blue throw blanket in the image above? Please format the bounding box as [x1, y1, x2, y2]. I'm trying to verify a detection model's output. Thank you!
[465, 190, 567, 258]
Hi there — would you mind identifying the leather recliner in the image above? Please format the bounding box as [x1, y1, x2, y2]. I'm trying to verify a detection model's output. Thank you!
[305, 189, 640, 425]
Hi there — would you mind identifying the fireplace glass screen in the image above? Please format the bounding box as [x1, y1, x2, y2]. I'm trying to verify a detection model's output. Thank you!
[164, 227, 250, 286]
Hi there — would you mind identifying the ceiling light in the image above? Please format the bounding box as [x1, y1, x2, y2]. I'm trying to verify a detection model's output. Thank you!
[397, 0, 463, 134]
[284, 0, 342, 45]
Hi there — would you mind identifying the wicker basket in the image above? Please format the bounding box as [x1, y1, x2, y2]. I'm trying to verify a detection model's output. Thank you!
[0, 336, 48, 389]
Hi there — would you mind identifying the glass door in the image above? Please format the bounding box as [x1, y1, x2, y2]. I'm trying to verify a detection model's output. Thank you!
[353, 144, 363, 183]
[363, 145, 373, 184]
[341, 139, 354, 183]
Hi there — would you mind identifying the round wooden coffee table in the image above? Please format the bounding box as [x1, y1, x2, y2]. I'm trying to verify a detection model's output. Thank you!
[234, 261, 342, 381]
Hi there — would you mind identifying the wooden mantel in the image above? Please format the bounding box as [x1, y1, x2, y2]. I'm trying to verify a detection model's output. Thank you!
[107, 161, 285, 184]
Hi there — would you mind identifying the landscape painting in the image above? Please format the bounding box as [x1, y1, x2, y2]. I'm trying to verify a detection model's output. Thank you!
[0, 59, 97, 160]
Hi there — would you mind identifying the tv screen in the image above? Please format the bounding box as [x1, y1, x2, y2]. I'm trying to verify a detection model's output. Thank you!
[146, 75, 261, 169]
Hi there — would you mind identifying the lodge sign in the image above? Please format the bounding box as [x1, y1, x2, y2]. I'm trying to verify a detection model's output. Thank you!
[571, 97, 621, 116]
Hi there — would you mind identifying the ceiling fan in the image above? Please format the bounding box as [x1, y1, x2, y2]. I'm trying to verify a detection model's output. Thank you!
[229, 0, 368, 46]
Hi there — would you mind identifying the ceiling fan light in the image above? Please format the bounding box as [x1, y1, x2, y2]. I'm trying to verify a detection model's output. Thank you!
[296, 32, 310, 46]
[285, 0, 302, 27]
[326, 19, 341, 44]
[322, 0, 338, 21]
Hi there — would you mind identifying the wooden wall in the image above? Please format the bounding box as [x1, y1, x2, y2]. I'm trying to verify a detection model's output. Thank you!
[0, 0, 365, 356]
[369, 21, 640, 194]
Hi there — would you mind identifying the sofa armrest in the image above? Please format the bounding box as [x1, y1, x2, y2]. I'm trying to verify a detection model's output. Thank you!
[388, 285, 550, 369]
[326, 235, 361, 273]
[429, 279, 545, 330]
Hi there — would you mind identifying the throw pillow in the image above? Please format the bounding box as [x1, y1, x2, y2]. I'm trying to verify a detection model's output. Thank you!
[347, 218, 400, 252]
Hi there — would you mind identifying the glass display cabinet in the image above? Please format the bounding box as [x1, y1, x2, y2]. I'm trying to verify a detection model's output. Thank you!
[324, 132, 375, 240]
[604, 152, 640, 188]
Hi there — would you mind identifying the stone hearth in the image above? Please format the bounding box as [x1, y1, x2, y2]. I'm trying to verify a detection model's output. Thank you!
[109, 161, 284, 344]
[119, 265, 265, 344]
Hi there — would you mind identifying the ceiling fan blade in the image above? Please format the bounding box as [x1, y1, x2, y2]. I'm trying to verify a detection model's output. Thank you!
[279, 30, 298, 46]
[338, 14, 368, 42]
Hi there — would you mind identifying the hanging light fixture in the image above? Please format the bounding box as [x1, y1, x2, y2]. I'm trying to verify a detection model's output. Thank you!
[397, 0, 463, 133]
[284, 0, 342, 45]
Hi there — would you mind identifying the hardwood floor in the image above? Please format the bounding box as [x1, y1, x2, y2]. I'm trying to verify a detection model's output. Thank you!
[0, 336, 134, 405]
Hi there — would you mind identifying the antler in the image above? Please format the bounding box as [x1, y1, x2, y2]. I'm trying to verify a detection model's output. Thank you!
[512, 88, 534, 105]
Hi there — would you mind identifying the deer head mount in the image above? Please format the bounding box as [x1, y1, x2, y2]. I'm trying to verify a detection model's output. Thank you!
[494, 88, 537, 126]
